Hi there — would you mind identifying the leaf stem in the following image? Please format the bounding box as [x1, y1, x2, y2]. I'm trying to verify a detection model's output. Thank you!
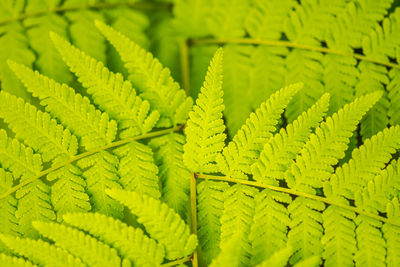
[161, 255, 192, 267]
[0, 1, 171, 26]
[0, 125, 183, 200]
[180, 40, 191, 96]
[190, 173, 199, 267]
[196, 173, 400, 227]
[190, 38, 400, 69]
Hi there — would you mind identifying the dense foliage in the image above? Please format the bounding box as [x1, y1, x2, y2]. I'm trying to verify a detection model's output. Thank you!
[0, 0, 400, 266]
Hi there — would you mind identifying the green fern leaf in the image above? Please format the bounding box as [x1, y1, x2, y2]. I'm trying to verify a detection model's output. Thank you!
[63, 212, 165, 267]
[209, 235, 242, 267]
[106, 188, 197, 260]
[95, 20, 193, 127]
[50, 32, 160, 139]
[0, 91, 78, 163]
[0, 169, 18, 251]
[220, 184, 257, 266]
[0, 130, 55, 237]
[0, 253, 36, 267]
[252, 93, 329, 185]
[77, 151, 123, 218]
[7, 61, 117, 150]
[286, 91, 382, 191]
[255, 246, 292, 267]
[32, 220, 121, 267]
[148, 133, 191, 218]
[389, 67, 400, 126]
[216, 83, 302, 179]
[113, 141, 160, 198]
[183, 48, 226, 173]
[197, 180, 229, 265]
[0, 234, 85, 267]
[384, 198, 400, 267]
[250, 189, 291, 265]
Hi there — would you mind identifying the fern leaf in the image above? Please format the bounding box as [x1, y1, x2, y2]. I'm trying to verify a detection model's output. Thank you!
[321, 205, 357, 267]
[95, 20, 193, 127]
[209, 235, 242, 267]
[106, 188, 197, 260]
[293, 256, 321, 267]
[245, 0, 294, 40]
[197, 180, 229, 265]
[288, 197, 325, 264]
[24, 14, 71, 84]
[0, 23, 35, 100]
[148, 133, 191, 218]
[328, 125, 400, 200]
[286, 91, 382, 191]
[389, 67, 400, 126]
[0, 234, 85, 267]
[32, 220, 121, 267]
[50, 32, 160, 139]
[0, 169, 18, 251]
[0, 130, 55, 237]
[63, 212, 165, 267]
[183, 48, 226, 173]
[255, 246, 292, 267]
[77, 151, 123, 218]
[0, 253, 36, 267]
[252, 93, 329, 185]
[113, 141, 160, 198]
[355, 159, 400, 214]
[354, 216, 386, 267]
[384, 198, 400, 267]
[220, 184, 257, 266]
[8, 61, 117, 150]
[250, 189, 291, 265]
[49, 165, 91, 220]
[0, 91, 78, 163]
[216, 83, 302, 179]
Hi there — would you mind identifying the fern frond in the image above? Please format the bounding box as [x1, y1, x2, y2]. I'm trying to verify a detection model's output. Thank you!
[206, 0, 250, 38]
[388, 67, 400, 125]
[252, 93, 329, 185]
[95, 20, 193, 127]
[0, 234, 85, 267]
[106, 188, 197, 260]
[383, 198, 400, 267]
[49, 165, 91, 220]
[77, 151, 123, 218]
[328, 125, 400, 200]
[0, 253, 35, 267]
[0, 91, 78, 163]
[50, 32, 160, 139]
[245, 0, 294, 40]
[63, 212, 165, 267]
[354, 216, 386, 267]
[286, 91, 382, 191]
[216, 83, 302, 179]
[113, 141, 160, 198]
[0, 22, 35, 100]
[24, 14, 71, 84]
[219, 184, 257, 266]
[0, 130, 55, 237]
[255, 246, 292, 267]
[209, 235, 242, 267]
[293, 256, 321, 267]
[197, 180, 229, 265]
[287, 197, 325, 264]
[250, 189, 291, 265]
[0, 169, 18, 251]
[32, 220, 121, 267]
[8, 61, 117, 150]
[149, 133, 191, 218]
[183, 48, 226, 173]
[355, 159, 400, 214]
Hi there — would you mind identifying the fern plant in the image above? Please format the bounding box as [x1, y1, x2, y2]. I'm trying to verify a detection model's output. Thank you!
[174, 0, 400, 144]
[183, 49, 400, 267]
[0, 7, 400, 267]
